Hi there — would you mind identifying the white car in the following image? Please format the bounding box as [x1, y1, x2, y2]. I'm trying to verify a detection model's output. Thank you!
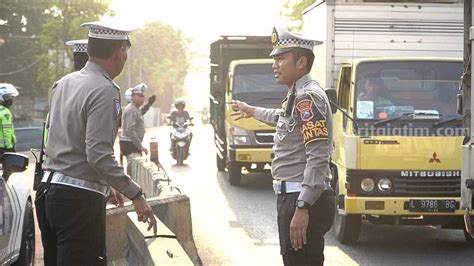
[0, 153, 34, 265]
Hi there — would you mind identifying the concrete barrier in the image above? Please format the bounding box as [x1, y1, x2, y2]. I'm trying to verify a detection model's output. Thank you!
[125, 153, 201, 265]
[106, 203, 193, 265]
[126, 154, 167, 198]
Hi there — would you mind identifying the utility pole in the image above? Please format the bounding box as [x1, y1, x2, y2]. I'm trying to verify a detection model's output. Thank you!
[127, 47, 132, 89]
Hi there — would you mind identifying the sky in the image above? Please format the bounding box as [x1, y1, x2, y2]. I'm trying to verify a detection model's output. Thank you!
[110, 0, 289, 110]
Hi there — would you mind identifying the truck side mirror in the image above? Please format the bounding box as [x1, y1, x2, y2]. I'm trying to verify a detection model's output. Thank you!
[2, 153, 28, 180]
[325, 89, 338, 114]
[211, 81, 223, 98]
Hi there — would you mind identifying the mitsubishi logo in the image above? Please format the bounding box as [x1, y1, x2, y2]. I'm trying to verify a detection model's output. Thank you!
[429, 152, 441, 163]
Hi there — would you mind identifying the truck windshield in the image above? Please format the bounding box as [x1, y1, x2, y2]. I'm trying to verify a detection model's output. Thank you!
[354, 61, 462, 121]
[232, 64, 288, 107]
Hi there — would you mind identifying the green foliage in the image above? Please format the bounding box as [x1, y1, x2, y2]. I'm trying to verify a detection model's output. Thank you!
[0, 0, 48, 92]
[115, 21, 189, 112]
[281, 0, 315, 31]
[37, 0, 113, 91]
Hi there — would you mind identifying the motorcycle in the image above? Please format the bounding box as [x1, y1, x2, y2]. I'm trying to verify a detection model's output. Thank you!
[201, 113, 209, 124]
[170, 120, 193, 165]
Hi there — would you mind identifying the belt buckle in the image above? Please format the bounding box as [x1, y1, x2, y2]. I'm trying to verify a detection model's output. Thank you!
[273, 181, 281, 194]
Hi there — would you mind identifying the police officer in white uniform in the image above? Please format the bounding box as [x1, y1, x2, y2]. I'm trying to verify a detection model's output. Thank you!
[120, 83, 148, 156]
[36, 20, 157, 266]
[232, 27, 335, 265]
[66, 39, 89, 71]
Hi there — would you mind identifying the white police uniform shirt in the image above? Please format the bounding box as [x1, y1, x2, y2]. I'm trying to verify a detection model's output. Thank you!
[254, 74, 333, 205]
[43, 61, 141, 199]
[121, 103, 145, 150]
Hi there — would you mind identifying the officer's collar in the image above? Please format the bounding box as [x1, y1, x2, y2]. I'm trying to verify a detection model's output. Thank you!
[293, 74, 312, 91]
[83, 61, 112, 80]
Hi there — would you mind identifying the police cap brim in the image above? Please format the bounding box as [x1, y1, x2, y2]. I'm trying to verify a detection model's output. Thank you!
[270, 47, 294, 57]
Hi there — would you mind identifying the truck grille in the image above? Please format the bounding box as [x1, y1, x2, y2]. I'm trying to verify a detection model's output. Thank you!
[347, 170, 461, 197]
[393, 176, 460, 197]
[254, 131, 275, 145]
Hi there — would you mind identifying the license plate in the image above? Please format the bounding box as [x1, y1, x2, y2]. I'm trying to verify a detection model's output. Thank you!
[408, 200, 457, 213]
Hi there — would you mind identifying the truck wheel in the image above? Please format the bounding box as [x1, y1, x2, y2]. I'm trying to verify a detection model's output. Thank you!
[334, 212, 361, 244]
[216, 154, 226, 171]
[227, 161, 241, 186]
[13, 201, 35, 266]
[332, 167, 361, 244]
[463, 225, 474, 243]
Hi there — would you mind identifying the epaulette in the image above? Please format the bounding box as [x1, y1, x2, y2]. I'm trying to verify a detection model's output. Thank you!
[51, 81, 59, 91]
[103, 74, 120, 91]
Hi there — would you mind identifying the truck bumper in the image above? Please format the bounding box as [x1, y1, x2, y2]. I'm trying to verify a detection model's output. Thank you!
[342, 196, 464, 216]
[229, 148, 273, 163]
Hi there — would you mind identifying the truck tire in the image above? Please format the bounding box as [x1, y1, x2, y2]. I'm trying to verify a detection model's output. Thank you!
[13, 201, 35, 266]
[463, 225, 474, 243]
[227, 161, 241, 186]
[332, 167, 361, 244]
[216, 153, 226, 171]
[334, 212, 361, 245]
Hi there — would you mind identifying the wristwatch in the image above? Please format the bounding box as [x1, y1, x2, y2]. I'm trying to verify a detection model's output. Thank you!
[296, 200, 311, 210]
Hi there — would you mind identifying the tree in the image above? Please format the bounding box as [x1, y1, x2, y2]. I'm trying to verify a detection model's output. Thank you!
[115, 21, 189, 112]
[0, 0, 48, 93]
[37, 0, 112, 92]
[281, 0, 315, 31]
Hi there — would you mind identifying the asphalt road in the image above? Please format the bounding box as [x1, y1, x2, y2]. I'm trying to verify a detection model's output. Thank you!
[152, 123, 474, 266]
[27, 123, 474, 265]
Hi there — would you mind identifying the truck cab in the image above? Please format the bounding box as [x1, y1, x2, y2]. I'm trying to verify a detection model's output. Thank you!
[332, 57, 466, 243]
[303, 0, 466, 243]
[210, 36, 286, 185]
[224, 59, 287, 185]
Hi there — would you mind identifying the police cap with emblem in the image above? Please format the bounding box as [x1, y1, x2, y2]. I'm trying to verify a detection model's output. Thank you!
[81, 19, 135, 46]
[131, 83, 147, 95]
[270, 27, 323, 57]
[65, 39, 88, 53]
[65, 39, 89, 71]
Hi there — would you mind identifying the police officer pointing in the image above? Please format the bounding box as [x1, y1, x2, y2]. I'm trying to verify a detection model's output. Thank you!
[232, 27, 335, 265]
[36, 20, 157, 265]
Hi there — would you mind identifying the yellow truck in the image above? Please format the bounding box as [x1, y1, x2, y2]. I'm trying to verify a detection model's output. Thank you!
[460, 0, 474, 241]
[304, 0, 468, 243]
[209, 36, 287, 185]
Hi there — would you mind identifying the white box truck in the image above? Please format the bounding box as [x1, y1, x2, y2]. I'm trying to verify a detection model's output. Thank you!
[304, 0, 468, 244]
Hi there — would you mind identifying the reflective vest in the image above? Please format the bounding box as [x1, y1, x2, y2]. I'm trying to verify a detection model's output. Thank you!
[44, 113, 49, 144]
[0, 106, 16, 149]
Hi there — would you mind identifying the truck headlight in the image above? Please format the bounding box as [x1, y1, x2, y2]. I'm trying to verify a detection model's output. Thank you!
[378, 178, 393, 192]
[361, 178, 375, 192]
[228, 125, 250, 145]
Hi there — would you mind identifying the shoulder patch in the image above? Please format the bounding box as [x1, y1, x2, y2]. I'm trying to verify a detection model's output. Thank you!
[296, 99, 314, 121]
[296, 96, 329, 145]
[4, 114, 10, 121]
[113, 98, 121, 116]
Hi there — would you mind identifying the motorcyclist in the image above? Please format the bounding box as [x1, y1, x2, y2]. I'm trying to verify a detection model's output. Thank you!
[170, 99, 191, 124]
[201, 106, 209, 124]
[169, 99, 193, 151]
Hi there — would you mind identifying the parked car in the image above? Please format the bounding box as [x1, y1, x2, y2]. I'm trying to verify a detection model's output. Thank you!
[0, 153, 34, 265]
